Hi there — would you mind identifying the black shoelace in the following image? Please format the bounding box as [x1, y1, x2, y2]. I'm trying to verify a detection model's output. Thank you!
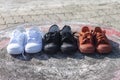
[44, 31, 60, 43]
[61, 32, 76, 44]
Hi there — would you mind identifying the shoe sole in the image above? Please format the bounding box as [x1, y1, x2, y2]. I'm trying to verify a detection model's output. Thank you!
[7, 49, 23, 55]
[80, 47, 95, 54]
[97, 48, 112, 54]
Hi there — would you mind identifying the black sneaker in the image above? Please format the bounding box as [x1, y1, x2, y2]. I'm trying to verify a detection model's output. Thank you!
[44, 24, 61, 54]
[60, 25, 78, 54]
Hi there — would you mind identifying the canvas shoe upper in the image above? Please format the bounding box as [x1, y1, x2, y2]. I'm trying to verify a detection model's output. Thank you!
[7, 28, 26, 54]
[25, 27, 43, 53]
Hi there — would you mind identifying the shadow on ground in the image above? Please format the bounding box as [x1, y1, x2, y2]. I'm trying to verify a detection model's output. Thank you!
[9, 39, 120, 61]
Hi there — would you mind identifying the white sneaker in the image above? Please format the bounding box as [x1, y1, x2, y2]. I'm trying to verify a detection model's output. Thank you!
[7, 27, 26, 54]
[25, 27, 43, 53]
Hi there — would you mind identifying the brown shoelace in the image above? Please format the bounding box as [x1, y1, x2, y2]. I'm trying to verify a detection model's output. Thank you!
[81, 32, 93, 44]
[94, 32, 108, 45]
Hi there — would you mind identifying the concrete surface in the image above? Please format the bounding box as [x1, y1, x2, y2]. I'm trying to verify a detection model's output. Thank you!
[0, 0, 120, 80]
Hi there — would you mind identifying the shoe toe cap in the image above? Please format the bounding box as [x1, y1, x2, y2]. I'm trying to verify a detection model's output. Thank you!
[25, 43, 42, 53]
[61, 43, 77, 53]
[44, 43, 59, 53]
[80, 44, 94, 49]
[80, 44, 95, 53]
[7, 43, 23, 54]
[97, 44, 112, 53]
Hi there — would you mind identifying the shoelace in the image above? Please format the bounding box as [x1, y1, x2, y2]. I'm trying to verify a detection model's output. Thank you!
[27, 30, 39, 42]
[95, 32, 108, 44]
[21, 50, 27, 60]
[10, 30, 22, 43]
[81, 32, 92, 44]
[61, 32, 75, 43]
[45, 32, 59, 43]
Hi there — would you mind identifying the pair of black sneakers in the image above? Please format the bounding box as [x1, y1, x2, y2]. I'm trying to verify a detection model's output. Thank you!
[43, 24, 78, 54]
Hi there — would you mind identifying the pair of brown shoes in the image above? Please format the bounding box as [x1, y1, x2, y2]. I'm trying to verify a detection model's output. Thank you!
[78, 26, 112, 54]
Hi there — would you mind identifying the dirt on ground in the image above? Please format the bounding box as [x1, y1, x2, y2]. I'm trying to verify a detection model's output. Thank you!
[0, 23, 120, 80]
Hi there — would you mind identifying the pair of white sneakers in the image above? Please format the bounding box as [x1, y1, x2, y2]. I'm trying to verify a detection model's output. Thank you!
[7, 27, 43, 55]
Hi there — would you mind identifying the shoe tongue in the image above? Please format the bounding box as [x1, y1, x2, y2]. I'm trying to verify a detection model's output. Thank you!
[16, 26, 26, 32]
[12, 30, 21, 37]
[82, 27, 90, 32]
[95, 27, 102, 33]
[28, 29, 38, 39]
[61, 25, 71, 34]
[49, 25, 59, 32]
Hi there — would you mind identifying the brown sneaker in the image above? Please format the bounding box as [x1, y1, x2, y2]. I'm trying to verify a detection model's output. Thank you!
[78, 26, 95, 54]
[93, 27, 112, 54]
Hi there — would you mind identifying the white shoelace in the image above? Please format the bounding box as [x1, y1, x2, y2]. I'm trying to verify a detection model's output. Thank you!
[21, 50, 27, 60]
[27, 30, 40, 42]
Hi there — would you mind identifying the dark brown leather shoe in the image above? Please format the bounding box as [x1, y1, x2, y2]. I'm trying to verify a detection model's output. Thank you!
[93, 27, 112, 54]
